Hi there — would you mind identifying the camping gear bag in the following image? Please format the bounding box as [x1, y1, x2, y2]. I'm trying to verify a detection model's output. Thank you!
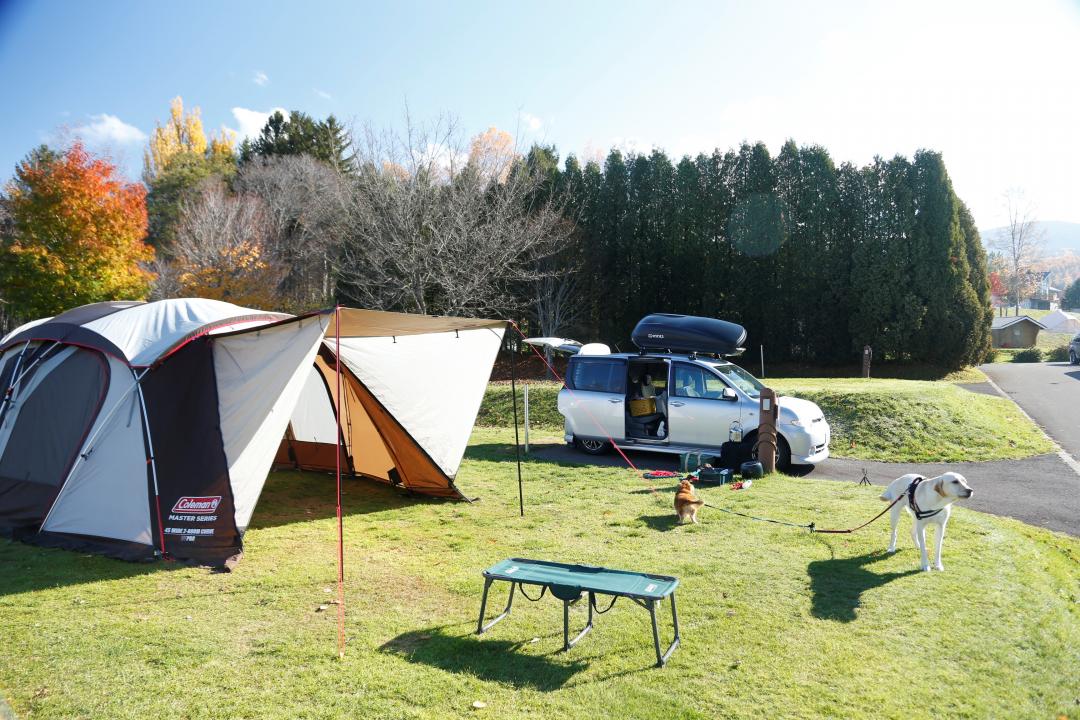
[628, 398, 657, 417]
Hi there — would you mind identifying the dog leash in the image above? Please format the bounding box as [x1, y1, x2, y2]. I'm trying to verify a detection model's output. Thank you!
[809, 494, 905, 534]
[698, 501, 815, 530]
[691, 479, 907, 534]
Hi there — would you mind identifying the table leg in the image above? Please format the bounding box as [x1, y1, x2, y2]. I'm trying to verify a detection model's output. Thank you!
[477, 579, 516, 634]
[659, 593, 681, 667]
[562, 593, 594, 651]
[648, 600, 662, 666]
[563, 599, 569, 651]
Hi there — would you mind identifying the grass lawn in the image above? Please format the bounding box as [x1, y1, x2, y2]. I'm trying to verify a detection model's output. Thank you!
[479, 376, 1053, 463]
[767, 378, 1053, 462]
[2, 427, 1078, 719]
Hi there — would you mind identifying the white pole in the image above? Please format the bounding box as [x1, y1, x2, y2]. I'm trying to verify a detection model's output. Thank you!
[523, 383, 530, 454]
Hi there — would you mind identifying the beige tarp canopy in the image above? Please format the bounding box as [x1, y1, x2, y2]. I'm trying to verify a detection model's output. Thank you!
[276, 309, 506, 498]
[327, 308, 505, 338]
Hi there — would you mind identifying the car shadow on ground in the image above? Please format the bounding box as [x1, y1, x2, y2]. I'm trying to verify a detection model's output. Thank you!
[468, 441, 681, 472]
[380, 624, 588, 691]
[807, 551, 919, 622]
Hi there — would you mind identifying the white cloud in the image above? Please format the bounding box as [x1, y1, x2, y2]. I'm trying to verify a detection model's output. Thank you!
[253, 71, 269, 87]
[230, 106, 288, 141]
[519, 111, 543, 133]
[74, 114, 147, 145]
[314, 88, 333, 100]
[425, 142, 470, 175]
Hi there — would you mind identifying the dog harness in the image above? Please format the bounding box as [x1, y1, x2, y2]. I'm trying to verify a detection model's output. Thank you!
[906, 476, 942, 520]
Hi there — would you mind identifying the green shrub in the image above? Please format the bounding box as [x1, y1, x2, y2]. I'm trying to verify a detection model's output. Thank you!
[982, 347, 999, 363]
[1046, 345, 1070, 363]
[1012, 347, 1043, 363]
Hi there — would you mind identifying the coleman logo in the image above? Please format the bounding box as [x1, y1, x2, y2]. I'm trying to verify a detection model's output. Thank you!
[171, 496, 221, 514]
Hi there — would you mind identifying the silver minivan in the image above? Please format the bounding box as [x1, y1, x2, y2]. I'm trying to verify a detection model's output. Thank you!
[556, 350, 830, 468]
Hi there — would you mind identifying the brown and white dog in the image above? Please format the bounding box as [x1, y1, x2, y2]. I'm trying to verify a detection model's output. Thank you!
[674, 479, 705, 524]
[880, 472, 974, 571]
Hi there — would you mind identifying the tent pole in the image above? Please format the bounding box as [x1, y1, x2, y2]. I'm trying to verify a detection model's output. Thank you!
[509, 326, 524, 517]
[134, 376, 168, 560]
[335, 306, 345, 659]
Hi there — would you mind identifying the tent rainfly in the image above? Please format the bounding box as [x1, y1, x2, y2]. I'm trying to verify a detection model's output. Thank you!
[1040, 309, 1080, 334]
[0, 299, 504, 566]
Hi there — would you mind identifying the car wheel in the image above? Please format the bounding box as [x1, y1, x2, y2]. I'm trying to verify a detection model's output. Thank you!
[776, 435, 792, 472]
[743, 432, 791, 471]
[576, 438, 610, 456]
[741, 432, 758, 461]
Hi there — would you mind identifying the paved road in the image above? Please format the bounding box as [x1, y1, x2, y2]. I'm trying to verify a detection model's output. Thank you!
[529, 442, 1080, 537]
[812, 455, 1080, 536]
[981, 361, 1080, 459]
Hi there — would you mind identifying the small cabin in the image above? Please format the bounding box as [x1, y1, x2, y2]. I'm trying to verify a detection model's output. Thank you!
[991, 315, 1046, 348]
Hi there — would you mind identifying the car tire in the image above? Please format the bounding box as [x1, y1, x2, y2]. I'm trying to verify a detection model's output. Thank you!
[776, 435, 792, 472]
[743, 432, 792, 472]
[576, 438, 610, 456]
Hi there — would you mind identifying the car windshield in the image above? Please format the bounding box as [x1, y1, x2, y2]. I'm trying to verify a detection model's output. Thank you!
[710, 363, 764, 399]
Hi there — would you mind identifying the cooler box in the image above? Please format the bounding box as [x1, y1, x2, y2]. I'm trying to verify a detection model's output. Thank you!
[628, 398, 657, 417]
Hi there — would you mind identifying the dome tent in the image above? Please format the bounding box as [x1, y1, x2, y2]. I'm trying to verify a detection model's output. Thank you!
[1040, 309, 1080, 334]
[0, 300, 504, 566]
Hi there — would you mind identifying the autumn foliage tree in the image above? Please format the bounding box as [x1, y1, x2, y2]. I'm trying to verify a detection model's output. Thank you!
[144, 97, 234, 182]
[168, 179, 283, 309]
[144, 97, 237, 253]
[0, 142, 154, 318]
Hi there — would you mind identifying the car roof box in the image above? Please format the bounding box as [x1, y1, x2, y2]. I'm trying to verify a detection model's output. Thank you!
[631, 314, 747, 356]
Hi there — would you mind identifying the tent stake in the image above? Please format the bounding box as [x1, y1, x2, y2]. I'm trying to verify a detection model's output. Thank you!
[335, 305, 345, 659]
[509, 328, 524, 517]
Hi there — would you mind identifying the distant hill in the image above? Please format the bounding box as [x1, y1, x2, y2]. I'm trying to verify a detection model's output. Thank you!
[980, 220, 1080, 256]
[981, 221, 1080, 289]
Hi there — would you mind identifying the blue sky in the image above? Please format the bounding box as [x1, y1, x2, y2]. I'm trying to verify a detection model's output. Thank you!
[1, 0, 1078, 228]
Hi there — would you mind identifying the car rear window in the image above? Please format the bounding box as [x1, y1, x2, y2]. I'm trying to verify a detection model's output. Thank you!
[569, 358, 625, 394]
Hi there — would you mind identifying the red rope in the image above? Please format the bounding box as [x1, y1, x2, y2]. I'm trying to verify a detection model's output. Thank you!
[335, 306, 345, 658]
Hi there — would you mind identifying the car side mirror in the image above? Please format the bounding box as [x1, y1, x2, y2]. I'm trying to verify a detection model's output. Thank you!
[722, 387, 737, 401]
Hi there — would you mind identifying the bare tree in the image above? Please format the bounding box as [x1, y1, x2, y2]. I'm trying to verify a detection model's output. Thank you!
[162, 178, 284, 308]
[338, 113, 571, 317]
[530, 220, 587, 339]
[991, 189, 1046, 314]
[236, 155, 351, 311]
[147, 258, 183, 300]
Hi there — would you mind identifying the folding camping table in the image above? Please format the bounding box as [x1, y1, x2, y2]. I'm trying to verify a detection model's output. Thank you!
[475, 558, 680, 667]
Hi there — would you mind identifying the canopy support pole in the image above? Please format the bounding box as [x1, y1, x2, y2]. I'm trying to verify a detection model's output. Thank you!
[335, 305, 345, 658]
[509, 328, 524, 517]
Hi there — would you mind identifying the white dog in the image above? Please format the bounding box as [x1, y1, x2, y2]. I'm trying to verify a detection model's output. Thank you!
[880, 472, 973, 571]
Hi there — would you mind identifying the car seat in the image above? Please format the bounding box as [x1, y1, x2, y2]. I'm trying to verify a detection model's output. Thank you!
[677, 374, 702, 398]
